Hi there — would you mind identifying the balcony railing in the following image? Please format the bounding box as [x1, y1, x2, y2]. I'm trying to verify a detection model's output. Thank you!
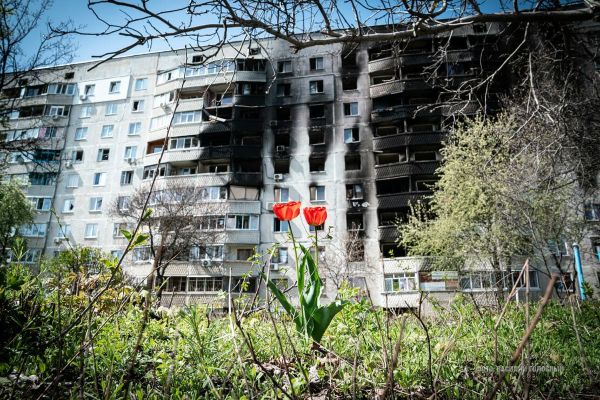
[377, 191, 431, 209]
[375, 161, 440, 179]
[373, 132, 444, 151]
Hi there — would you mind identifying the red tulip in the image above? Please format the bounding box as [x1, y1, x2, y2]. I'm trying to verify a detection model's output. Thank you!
[273, 201, 301, 221]
[303, 207, 327, 227]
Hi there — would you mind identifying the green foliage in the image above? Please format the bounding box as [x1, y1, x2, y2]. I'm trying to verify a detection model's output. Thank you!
[399, 114, 587, 270]
[0, 182, 33, 260]
[265, 244, 347, 344]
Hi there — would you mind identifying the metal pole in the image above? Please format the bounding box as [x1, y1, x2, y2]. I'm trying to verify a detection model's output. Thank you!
[572, 243, 586, 301]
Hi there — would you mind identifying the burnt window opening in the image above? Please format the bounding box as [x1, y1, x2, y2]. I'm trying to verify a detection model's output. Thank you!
[342, 76, 358, 91]
[375, 126, 401, 137]
[309, 104, 325, 119]
[201, 134, 230, 147]
[238, 109, 261, 119]
[369, 44, 393, 61]
[376, 178, 410, 195]
[202, 163, 228, 173]
[274, 133, 290, 146]
[409, 123, 436, 132]
[408, 97, 433, 105]
[309, 80, 324, 94]
[309, 128, 325, 145]
[274, 159, 290, 174]
[240, 135, 261, 145]
[276, 107, 291, 121]
[415, 178, 437, 191]
[413, 151, 438, 162]
[346, 183, 364, 200]
[381, 243, 407, 258]
[345, 154, 361, 171]
[64, 72, 74, 80]
[191, 55, 204, 63]
[18, 78, 29, 86]
[347, 214, 364, 231]
[372, 74, 398, 85]
[204, 107, 233, 120]
[236, 59, 266, 71]
[377, 152, 407, 165]
[379, 209, 410, 226]
[309, 156, 326, 172]
[341, 51, 358, 69]
[276, 83, 291, 97]
[248, 47, 261, 55]
[441, 37, 468, 51]
[235, 160, 261, 173]
[237, 82, 265, 95]
[402, 38, 433, 54]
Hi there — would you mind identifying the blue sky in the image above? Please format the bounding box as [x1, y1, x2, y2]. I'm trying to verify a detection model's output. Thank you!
[31, 0, 533, 63]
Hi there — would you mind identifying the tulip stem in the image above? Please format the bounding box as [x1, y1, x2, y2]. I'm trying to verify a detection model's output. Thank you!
[288, 224, 308, 338]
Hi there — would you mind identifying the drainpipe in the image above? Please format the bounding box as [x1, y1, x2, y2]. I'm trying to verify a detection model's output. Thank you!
[572, 243, 586, 301]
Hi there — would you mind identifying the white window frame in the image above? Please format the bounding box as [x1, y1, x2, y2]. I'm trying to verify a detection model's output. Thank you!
[89, 197, 103, 212]
[74, 127, 88, 140]
[62, 199, 75, 213]
[84, 223, 99, 239]
[105, 102, 118, 115]
[93, 172, 106, 186]
[384, 273, 417, 293]
[100, 124, 114, 138]
[66, 174, 79, 188]
[80, 106, 93, 118]
[109, 81, 121, 94]
[134, 78, 147, 91]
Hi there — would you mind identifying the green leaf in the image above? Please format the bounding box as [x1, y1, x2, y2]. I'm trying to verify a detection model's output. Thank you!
[120, 229, 132, 241]
[132, 233, 149, 247]
[310, 300, 348, 343]
[262, 273, 299, 325]
[142, 208, 153, 220]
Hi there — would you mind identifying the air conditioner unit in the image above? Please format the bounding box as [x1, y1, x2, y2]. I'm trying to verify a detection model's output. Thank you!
[54, 237, 64, 244]
[275, 145, 287, 153]
[65, 160, 73, 168]
[79, 94, 87, 101]
[201, 259, 212, 267]
[273, 173, 284, 182]
[271, 263, 279, 271]
[52, 115, 60, 120]
[126, 157, 136, 165]
[266, 202, 276, 211]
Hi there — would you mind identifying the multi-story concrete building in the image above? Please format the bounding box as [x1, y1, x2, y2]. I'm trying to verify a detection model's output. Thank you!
[2, 22, 599, 309]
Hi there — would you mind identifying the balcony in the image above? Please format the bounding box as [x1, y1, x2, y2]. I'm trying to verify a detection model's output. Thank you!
[377, 191, 431, 210]
[197, 145, 261, 161]
[143, 148, 202, 166]
[368, 53, 433, 73]
[373, 132, 444, 151]
[223, 230, 260, 244]
[370, 80, 404, 98]
[379, 225, 399, 242]
[375, 161, 440, 179]
[371, 105, 416, 123]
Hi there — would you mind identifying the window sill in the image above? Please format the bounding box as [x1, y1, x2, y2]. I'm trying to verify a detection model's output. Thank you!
[84, 237, 98, 240]
[89, 210, 102, 214]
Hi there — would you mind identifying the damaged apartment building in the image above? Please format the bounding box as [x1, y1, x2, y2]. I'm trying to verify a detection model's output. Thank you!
[2, 21, 600, 310]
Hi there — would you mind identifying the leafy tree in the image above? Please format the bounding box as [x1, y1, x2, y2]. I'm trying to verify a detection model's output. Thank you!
[0, 182, 32, 261]
[399, 113, 588, 282]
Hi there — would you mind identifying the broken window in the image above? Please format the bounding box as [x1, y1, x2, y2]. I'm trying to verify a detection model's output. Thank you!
[276, 107, 291, 120]
[377, 152, 406, 165]
[309, 156, 325, 172]
[309, 128, 325, 145]
[376, 178, 410, 195]
[346, 213, 364, 230]
[342, 76, 358, 91]
[274, 133, 290, 146]
[274, 159, 290, 174]
[343, 102, 359, 116]
[309, 104, 325, 119]
[346, 184, 364, 200]
[345, 154, 361, 170]
[413, 151, 438, 161]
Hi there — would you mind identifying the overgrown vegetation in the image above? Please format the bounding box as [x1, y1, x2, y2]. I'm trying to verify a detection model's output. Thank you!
[0, 255, 599, 399]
